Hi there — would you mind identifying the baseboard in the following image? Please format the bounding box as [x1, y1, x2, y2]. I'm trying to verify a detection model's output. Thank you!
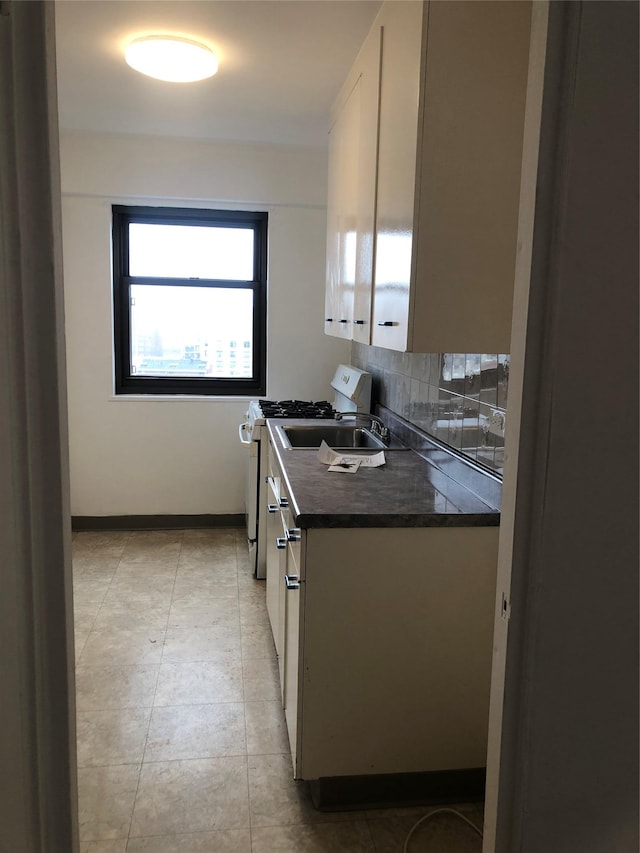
[309, 767, 486, 812]
[71, 514, 245, 531]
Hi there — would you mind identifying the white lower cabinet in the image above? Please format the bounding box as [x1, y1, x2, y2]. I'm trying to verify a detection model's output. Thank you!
[266, 494, 499, 781]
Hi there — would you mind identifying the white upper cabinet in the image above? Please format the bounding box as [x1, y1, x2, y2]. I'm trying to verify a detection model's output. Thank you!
[326, 0, 532, 352]
[324, 22, 381, 344]
[370, 0, 424, 351]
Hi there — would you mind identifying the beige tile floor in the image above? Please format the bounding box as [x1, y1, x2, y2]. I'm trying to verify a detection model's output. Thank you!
[73, 528, 483, 852]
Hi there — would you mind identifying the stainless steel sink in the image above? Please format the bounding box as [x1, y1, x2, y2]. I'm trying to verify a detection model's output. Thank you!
[275, 423, 408, 450]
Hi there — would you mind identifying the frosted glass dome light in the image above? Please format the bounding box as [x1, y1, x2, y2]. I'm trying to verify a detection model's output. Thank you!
[125, 36, 218, 82]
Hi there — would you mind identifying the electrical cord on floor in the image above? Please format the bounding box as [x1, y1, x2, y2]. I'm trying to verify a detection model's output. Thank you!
[403, 807, 484, 852]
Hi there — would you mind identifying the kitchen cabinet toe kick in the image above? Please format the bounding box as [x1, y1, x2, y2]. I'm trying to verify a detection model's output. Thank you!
[309, 767, 486, 812]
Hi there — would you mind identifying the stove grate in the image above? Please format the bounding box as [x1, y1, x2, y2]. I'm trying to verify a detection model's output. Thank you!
[257, 399, 335, 419]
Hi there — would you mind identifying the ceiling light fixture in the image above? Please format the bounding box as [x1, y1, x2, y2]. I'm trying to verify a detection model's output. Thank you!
[125, 36, 218, 83]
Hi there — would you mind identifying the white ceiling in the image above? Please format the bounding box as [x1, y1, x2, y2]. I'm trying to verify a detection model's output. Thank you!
[54, 0, 382, 147]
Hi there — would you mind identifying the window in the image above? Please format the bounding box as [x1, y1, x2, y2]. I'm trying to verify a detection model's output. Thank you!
[112, 205, 267, 396]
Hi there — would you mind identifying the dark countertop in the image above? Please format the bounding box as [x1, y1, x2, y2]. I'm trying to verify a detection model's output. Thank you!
[267, 417, 501, 529]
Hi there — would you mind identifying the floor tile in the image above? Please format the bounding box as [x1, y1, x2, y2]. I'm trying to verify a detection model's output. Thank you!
[126, 530, 184, 546]
[366, 807, 483, 853]
[171, 580, 240, 600]
[72, 531, 130, 560]
[79, 627, 166, 667]
[154, 661, 244, 706]
[80, 840, 127, 853]
[161, 626, 242, 663]
[75, 630, 91, 664]
[235, 533, 252, 573]
[244, 700, 290, 755]
[144, 703, 246, 761]
[129, 757, 250, 837]
[236, 554, 252, 575]
[73, 577, 113, 609]
[178, 548, 238, 572]
[168, 596, 240, 628]
[75, 664, 159, 711]
[363, 801, 483, 820]
[113, 560, 179, 581]
[120, 536, 182, 564]
[174, 561, 236, 580]
[242, 656, 280, 702]
[72, 556, 121, 580]
[76, 707, 151, 768]
[177, 557, 238, 576]
[182, 528, 237, 546]
[91, 599, 171, 632]
[172, 577, 239, 599]
[238, 596, 268, 624]
[108, 574, 176, 597]
[240, 622, 276, 660]
[77, 763, 140, 841]
[250, 821, 375, 852]
[74, 606, 100, 635]
[92, 606, 170, 633]
[125, 829, 251, 852]
[238, 595, 271, 630]
[117, 554, 181, 572]
[237, 577, 267, 607]
[248, 754, 365, 828]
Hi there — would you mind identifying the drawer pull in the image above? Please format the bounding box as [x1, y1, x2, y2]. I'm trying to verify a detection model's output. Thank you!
[286, 528, 301, 542]
[285, 574, 300, 590]
[267, 504, 278, 513]
[377, 321, 396, 327]
[279, 497, 289, 509]
[276, 537, 287, 550]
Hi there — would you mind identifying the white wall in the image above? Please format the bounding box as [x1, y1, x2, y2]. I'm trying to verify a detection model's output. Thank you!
[60, 132, 349, 517]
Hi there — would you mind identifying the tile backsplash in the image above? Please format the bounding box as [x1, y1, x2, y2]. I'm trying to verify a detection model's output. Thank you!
[351, 343, 509, 476]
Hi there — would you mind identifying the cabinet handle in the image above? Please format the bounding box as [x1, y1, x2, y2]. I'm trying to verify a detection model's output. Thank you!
[279, 497, 289, 509]
[377, 321, 397, 327]
[286, 528, 301, 542]
[267, 504, 278, 513]
[339, 319, 350, 324]
[285, 574, 300, 590]
[354, 320, 366, 325]
[276, 537, 287, 550]
[325, 318, 334, 322]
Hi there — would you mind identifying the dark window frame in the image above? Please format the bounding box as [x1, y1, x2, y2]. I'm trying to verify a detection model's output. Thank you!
[112, 205, 267, 396]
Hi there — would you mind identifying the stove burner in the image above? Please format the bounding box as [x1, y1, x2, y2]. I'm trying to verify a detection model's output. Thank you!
[258, 399, 335, 419]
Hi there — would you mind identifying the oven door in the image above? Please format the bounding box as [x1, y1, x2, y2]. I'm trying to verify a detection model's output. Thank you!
[239, 420, 259, 573]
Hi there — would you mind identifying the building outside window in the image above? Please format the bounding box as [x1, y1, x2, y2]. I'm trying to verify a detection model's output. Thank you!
[112, 205, 267, 395]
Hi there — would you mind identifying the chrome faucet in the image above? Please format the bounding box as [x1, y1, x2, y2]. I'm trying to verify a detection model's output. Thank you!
[335, 411, 389, 441]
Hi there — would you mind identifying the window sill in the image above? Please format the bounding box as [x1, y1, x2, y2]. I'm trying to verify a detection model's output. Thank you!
[108, 395, 258, 403]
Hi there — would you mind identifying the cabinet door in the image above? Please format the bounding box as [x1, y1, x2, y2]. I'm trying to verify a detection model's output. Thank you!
[283, 558, 302, 775]
[325, 78, 361, 339]
[352, 25, 381, 343]
[370, 0, 424, 351]
[325, 24, 381, 343]
[410, 0, 531, 353]
[265, 477, 282, 653]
